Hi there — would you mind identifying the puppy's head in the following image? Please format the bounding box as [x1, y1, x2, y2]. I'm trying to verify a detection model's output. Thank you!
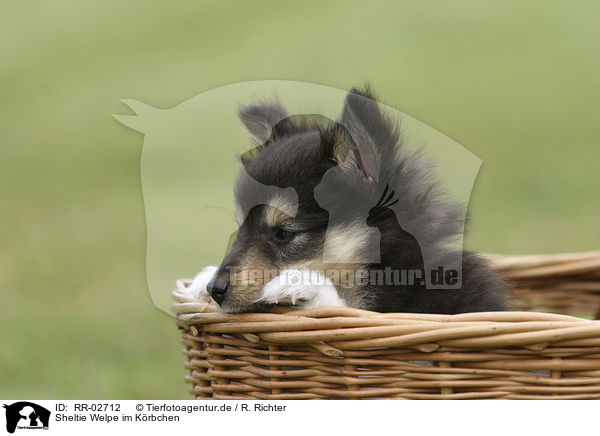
[209, 87, 399, 312]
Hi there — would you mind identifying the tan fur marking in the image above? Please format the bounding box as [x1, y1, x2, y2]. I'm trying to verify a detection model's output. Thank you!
[265, 196, 295, 227]
[322, 222, 374, 264]
[234, 199, 244, 226]
[223, 251, 279, 312]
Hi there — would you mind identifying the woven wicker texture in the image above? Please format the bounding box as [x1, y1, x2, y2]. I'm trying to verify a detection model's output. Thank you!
[173, 251, 600, 399]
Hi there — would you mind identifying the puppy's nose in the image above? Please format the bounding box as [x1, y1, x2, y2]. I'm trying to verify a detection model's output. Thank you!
[207, 279, 229, 306]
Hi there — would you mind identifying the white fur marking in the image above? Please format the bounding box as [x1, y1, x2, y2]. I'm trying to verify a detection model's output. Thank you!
[185, 265, 218, 301]
[257, 269, 347, 309]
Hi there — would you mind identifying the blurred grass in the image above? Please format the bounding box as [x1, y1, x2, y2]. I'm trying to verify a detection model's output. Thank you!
[1, 0, 598, 398]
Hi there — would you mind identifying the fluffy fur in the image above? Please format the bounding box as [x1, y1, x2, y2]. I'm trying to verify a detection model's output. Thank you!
[201, 86, 509, 313]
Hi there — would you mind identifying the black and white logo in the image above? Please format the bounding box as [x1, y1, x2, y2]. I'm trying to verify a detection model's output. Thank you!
[3, 402, 50, 434]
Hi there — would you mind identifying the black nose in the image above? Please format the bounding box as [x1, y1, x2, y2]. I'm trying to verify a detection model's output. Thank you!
[207, 279, 229, 306]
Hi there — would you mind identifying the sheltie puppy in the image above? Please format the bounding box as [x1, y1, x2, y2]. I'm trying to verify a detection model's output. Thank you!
[189, 86, 508, 313]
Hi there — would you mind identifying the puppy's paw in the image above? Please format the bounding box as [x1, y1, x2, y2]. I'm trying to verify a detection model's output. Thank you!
[185, 265, 218, 302]
[257, 269, 346, 309]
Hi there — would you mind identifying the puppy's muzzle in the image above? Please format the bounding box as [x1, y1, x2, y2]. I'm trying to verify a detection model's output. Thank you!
[207, 279, 229, 306]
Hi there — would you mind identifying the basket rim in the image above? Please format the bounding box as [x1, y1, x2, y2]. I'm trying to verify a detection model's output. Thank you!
[173, 250, 600, 353]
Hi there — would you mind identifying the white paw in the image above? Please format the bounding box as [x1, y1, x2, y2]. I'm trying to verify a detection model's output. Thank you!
[256, 269, 347, 309]
[185, 265, 218, 301]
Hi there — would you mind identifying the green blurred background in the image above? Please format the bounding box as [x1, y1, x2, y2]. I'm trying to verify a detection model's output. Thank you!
[1, 0, 598, 398]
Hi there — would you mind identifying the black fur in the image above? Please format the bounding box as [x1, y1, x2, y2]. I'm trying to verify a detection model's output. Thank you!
[226, 85, 509, 314]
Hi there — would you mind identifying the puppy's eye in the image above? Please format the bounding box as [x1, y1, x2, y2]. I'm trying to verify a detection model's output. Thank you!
[274, 228, 296, 242]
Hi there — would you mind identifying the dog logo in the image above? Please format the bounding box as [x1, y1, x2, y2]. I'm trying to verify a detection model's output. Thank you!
[3, 402, 50, 434]
[114, 81, 483, 313]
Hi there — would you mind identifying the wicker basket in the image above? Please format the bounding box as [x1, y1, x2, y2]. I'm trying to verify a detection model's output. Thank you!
[173, 251, 600, 399]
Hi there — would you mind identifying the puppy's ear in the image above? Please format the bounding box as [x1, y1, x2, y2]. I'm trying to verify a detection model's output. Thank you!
[331, 86, 398, 183]
[238, 102, 289, 145]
